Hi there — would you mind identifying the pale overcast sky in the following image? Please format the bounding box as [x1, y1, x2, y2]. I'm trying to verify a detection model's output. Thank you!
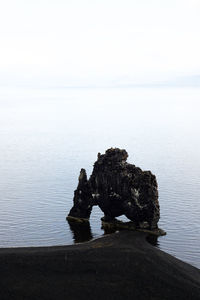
[0, 0, 200, 87]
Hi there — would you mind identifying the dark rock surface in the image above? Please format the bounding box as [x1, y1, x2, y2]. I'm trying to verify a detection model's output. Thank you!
[68, 148, 160, 229]
[68, 168, 93, 220]
[0, 231, 199, 300]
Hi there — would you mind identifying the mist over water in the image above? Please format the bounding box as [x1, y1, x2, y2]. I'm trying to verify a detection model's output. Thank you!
[0, 87, 199, 268]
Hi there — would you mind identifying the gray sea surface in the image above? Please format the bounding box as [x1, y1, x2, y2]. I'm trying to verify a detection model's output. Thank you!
[0, 86, 199, 268]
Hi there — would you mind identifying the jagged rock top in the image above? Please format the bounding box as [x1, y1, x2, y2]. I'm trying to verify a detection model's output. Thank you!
[97, 148, 128, 164]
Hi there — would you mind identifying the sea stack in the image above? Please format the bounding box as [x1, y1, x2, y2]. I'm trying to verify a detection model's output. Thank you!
[67, 148, 160, 230]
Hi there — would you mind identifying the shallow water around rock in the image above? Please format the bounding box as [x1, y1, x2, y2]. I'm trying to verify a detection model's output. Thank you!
[0, 86, 199, 269]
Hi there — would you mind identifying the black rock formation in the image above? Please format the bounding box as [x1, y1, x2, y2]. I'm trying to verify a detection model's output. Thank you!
[68, 169, 93, 220]
[67, 148, 160, 230]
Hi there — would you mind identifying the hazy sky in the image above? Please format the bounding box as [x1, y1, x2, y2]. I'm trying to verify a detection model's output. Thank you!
[0, 0, 200, 87]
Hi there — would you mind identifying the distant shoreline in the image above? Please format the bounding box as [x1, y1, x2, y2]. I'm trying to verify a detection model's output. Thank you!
[0, 231, 199, 300]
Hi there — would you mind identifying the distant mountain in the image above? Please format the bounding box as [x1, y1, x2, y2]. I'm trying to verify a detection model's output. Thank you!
[107, 75, 200, 88]
[167, 75, 200, 87]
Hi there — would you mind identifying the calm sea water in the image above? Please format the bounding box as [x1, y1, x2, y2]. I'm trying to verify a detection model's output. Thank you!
[0, 86, 199, 269]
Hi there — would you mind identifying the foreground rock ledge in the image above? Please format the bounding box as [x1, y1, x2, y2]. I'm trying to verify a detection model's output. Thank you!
[68, 148, 161, 231]
[0, 231, 199, 300]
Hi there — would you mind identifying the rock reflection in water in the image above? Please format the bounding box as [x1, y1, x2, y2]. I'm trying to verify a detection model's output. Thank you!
[67, 220, 93, 243]
[102, 226, 118, 236]
[67, 218, 160, 247]
[102, 225, 160, 247]
[146, 234, 159, 247]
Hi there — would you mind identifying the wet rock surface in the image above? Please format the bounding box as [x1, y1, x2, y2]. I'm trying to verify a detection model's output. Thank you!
[68, 148, 160, 230]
